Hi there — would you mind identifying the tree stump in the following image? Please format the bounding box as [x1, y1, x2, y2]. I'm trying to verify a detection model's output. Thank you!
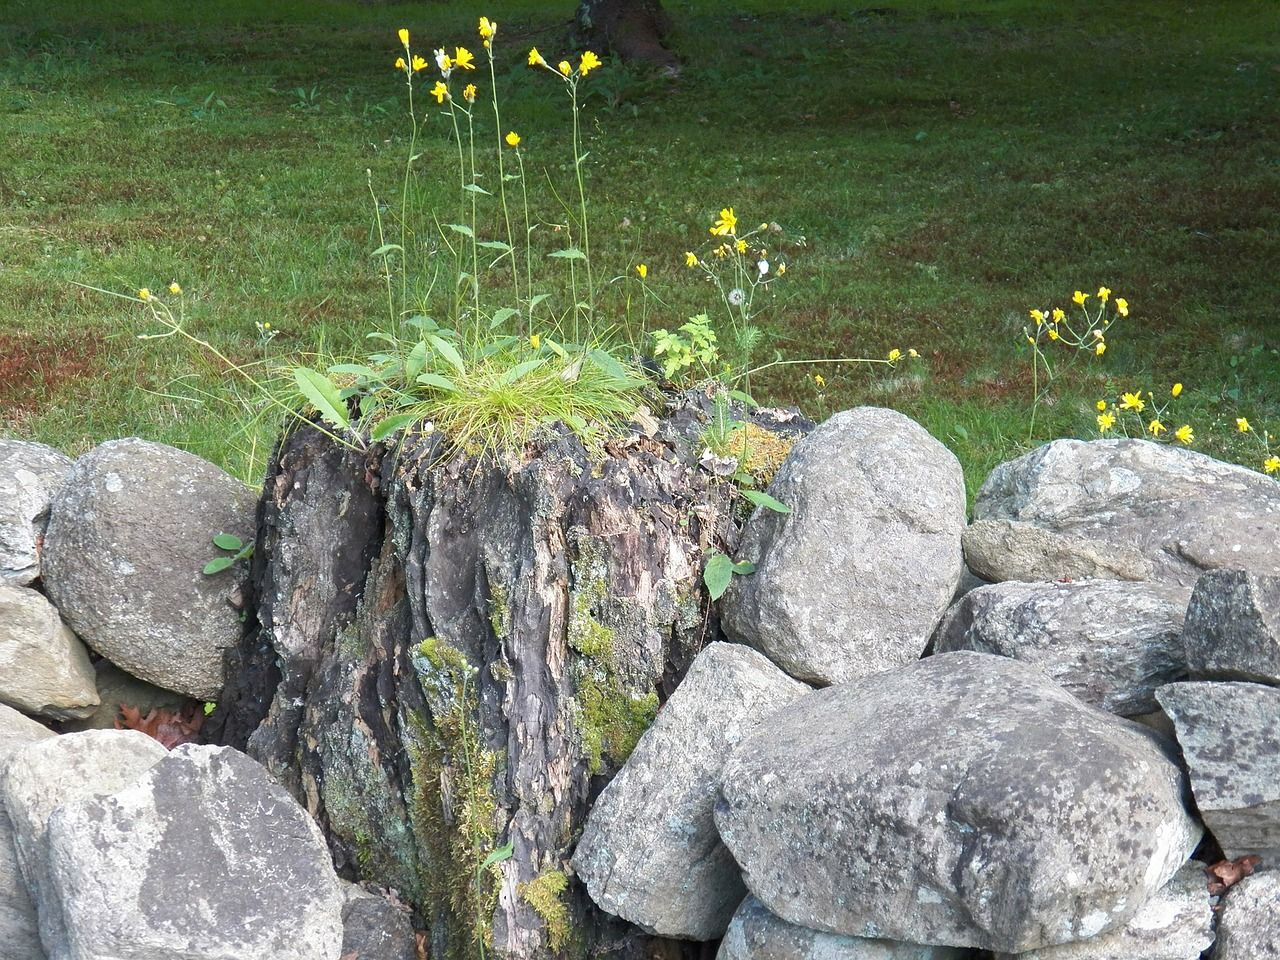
[211, 404, 756, 958]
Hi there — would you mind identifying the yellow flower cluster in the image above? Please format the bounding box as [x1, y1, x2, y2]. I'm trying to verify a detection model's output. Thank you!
[1094, 382, 1193, 445]
[527, 47, 602, 79]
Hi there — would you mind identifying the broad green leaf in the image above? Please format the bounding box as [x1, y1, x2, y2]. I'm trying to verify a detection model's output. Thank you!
[366, 332, 398, 344]
[479, 841, 514, 872]
[741, 490, 792, 514]
[370, 243, 403, 258]
[488, 307, 519, 329]
[587, 349, 631, 383]
[428, 334, 466, 376]
[370, 413, 422, 442]
[478, 336, 519, 358]
[528, 293, 551, 311]
[477, 240, 513, 252]
[212, 533, 243, 551]
[544, 338, 569, 360]
[731, 560, 757, 575]
[729, 389, 759, 408]
[293, 367, 350, 429]
[548, 247, 587, 261]
[416, 372, 460, 392]
[494, 357, 548, 386]
[703, 552, 734, 601]
[463, 183, 493, 195]
[405, 340, 429, 381]
[447, 223, 475, 238]
[328, 363, 380, 379]
[951, 424, 970, 441]
[202, 556, 236, 575]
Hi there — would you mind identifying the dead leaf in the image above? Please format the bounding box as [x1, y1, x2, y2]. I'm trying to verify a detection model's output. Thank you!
[415, 930, 429, 960]
[115, 701, 204, 749]
[1206, 854, 1263, 895]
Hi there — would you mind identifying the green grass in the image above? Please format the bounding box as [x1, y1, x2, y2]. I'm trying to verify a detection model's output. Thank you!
[2, 0, 1278, 498]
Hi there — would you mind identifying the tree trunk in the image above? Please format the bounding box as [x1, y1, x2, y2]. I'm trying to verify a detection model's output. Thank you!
[211, 405, 743, 959]
[576, 0, 680, 73]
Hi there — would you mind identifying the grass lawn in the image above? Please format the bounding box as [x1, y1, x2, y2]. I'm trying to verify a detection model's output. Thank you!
[2, 0, 1278, 498]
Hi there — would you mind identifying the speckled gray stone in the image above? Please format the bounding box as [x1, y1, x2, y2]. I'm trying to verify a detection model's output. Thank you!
[0, 440, 72, 587]
[1155, 681, 1280, 861]
[1214, 870, 1280, 960]
[41, 439, 256, 699]
[341, 883, 417, 960]
[974, 439, 1280, 587]
[722, 407, 966, 685]
[0, 584, 98, 720]
[60, 660, 189, 733]
[0, 704, 55, 960]
[1183, 569, 1280, 684]
[43, 744, 345, 960]
[573, 642, 809, 939]
[962, 518, 1154, 584]
[718, 896, 969, 960]
[715, 652, 1202, 954]
[933, 579, 1193, 716]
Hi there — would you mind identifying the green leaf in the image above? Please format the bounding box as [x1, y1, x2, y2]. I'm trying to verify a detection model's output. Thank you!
[548, 247, 587, 261]
[203, 702, 216, 716]
[463, 183, 493, 195]
[479, 841, 514, 872]
[528, 293, 551, 311]
[427, 334, 466, 376]
[405, 340, 429, 381]
[587, 348, 630, 383]
[477, 240, 513, 252]
[951, 424, 970, 441]
[488, 307, 519, 329]
[370, 243, 404, 258]
[703, 552, 734, 601]
[328, 363, 380, 379]
[494, 357, 548, 386]
[212, 533, 243, 551]
[202, 556, 236, 575]
[478, 336, 519, 358]
[370, 412, 422, 441]
[729, 389, 759, 408]
[293, 367, 350, 429]
[731, 560, 757, 575]
[416, 372, 460, 392]
[447, 223, 475, 238]
[741, 489, 792, 514]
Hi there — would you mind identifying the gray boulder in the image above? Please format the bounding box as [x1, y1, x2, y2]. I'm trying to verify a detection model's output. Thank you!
[572, 642, 809, 939]
[973, 439, 1280, 588]
[1214, 870, 1280, 960]
[41, 439, 256, 700]
[1155, 681, 1280, 861]
[341, 883, 417, 960]
[0, 704, 55, 960]
[722, 407, 966, 685]
[43, 744, 345, 960]
[60, 660, 189, 733]
[932, 580, 1192, 716]
[1182, 569, 1280, 684]
[719, 896, 969, 960]
[0, 728, 166, 958]
[962, 519, 1154, 584]
[0, 440, 72, 587]
[993, 861, 1215, 960]
[715, 652, 1202, 954]
[0, 584, 98, 720]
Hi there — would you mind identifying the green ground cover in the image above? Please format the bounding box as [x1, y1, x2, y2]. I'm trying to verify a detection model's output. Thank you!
[2, 0, 1277, 496]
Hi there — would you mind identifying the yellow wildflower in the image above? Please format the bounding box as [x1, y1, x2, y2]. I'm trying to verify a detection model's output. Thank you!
[1115, 298, 1129, 317]
[505, 130, 520, 147]
[1172, 382, 1183, 397]
[138, 287, 152, 301]
[1237, 418, 1252, 433]
[453, 47, 476, 70]
[887, 348, 902, 362]
[479, 17, 497, 39]
[580, 50, 602, 75]
[713, 244, 728, 259]
[398, 28, 410, 48]
[735, 238, 748, 253]
[908, 348, 919, 358]
[168, 282, 182, 295]
[463, 83, 477, 102]
[1119, 392, 1145, 412]
[636, 263, 647, 280]
[1265, 456, 1280, 475]
[1097, 412, 1116, 432]
[1073, 290, 1088, 306]
[528, 47, 545, 67]
[529, 333, 541, 350]
[430, 81, 449, 103]
[1175, 424, 1194, 445]
[1095, 342, 1106, 356]
[1051, 307, 1065, 323]
[777, 263, 786, 275]
[411, 54, 428, 72]
[1029, 308, 1046, 325]
[394, 56, 406, 70]
[1097, 286, 1111, 303]
[1048, 329, 1060, 341]
[1096, 400, 1108, 411]
[685, 251, 698, 268]
[558, 60, 572, 76]
[1148, 419, 1166, 436]
[814, 374, 826, 388]
[710, 207, 737, 236]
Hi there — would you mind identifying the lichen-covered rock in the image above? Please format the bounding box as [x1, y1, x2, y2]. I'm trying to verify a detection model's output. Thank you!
[718, 896, 969, 960]
[60, 660, 189, 733]
[715, 652, 1202, 954]
[0, 440, 72, 587]
[1214, 870, 1280, 960]
[41, 439, 256, 700]
[962, 518, 1153, 584]
[43, 744, 345, 960]
[973, 439, 1280, 587]
[993, 862, 1215, 960]
[1155, 681, 1280, 861]
[933, 580, 1192, 716]
[1182, 569, 1280, 684]
[0, 728, 166, 958]
[0, 704, 55, 960]
[341, 883, 417, 960]
[0, 584, 99, 720]
[722, 407, 966, 685]
[572, 642, 809, 939]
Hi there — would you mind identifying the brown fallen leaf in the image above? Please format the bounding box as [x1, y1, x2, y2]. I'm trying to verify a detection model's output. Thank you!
[1206, 854, 1263, 896]
[115, 702, 204, 749]
[415, 930, 429, 960]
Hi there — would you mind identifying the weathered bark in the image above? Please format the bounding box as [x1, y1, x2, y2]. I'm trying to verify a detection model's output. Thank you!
[576, 0, 680, 73]
[213, 403, 762, 959]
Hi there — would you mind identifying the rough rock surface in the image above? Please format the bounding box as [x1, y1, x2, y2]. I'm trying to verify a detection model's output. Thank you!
[718, 896, 969, 960]
[973, 439, 1280, 587]
[1182, 569, 1280, 684]
[43, 744, 345, 960]
[0, 440, 72, 587]
[41, 439, 256, 699]
[341, 883, 417, 960]
[0, 584, 99, 719]
[932, 579, 1192, 716]
[572, 642, 809, 939]
[0, 728, 166, 957]
[962, 518, 1155, 584]
[993, 861, 1215, 960]
[722, 407, 966, 685]
[1213, 870, 1280, 960]
[715, 652, 1202, 954]
[1155, 681, 1280, 861]
[0, 704, 55, 960]
[60, 660, 189, 733]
